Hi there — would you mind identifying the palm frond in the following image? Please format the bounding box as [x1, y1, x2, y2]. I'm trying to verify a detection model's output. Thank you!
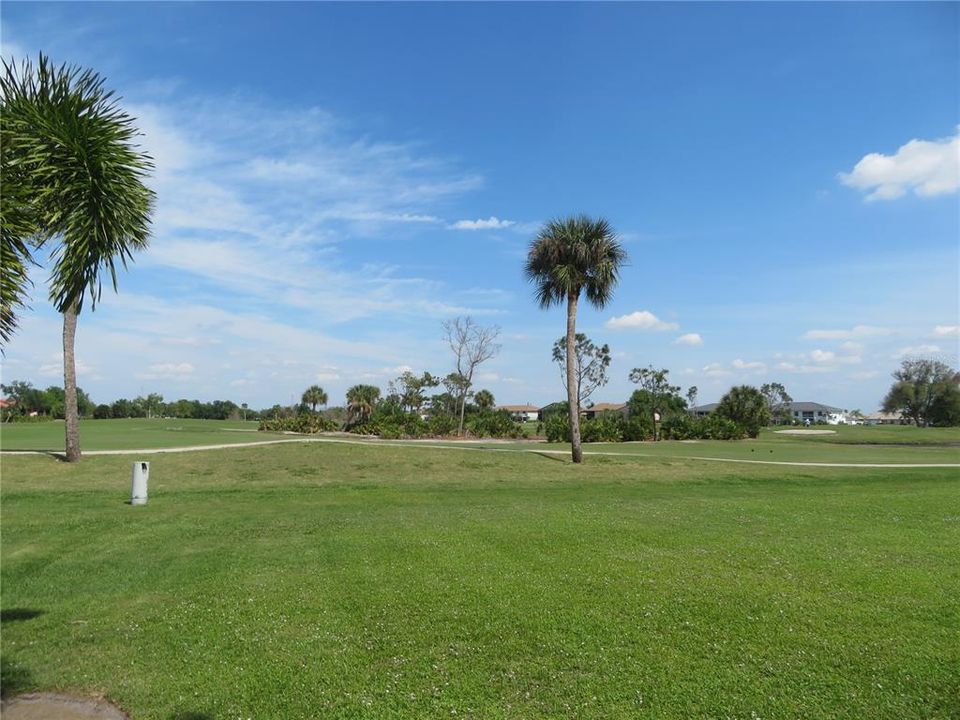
[1, 53, 154, 316]
[523, 214, 627, 310]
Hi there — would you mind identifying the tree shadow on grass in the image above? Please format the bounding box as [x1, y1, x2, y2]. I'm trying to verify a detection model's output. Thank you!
[1, 450, 65, 460]
[170, 712, 214, 720]
[530, 451, 568, 463]
[0, 608, 45, 623]
[1, 608, 44, 697]
[1, 655, 36, 698]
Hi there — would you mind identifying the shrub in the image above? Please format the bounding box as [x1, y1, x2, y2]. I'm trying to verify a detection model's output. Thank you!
[622, 415, 652, 441]
[427, 414, 458, 437]
[581, 413, 625, 442]
[259, 413, 339, 434]
[700, 414, 746, 440]
[466, 410, 522, 438]
[544, 413, 570, 443]
[660, 414, 694, 440]
[715, 385, 770, 438]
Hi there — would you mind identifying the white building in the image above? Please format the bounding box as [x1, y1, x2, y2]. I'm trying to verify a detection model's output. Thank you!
[498, 404, 540, 422]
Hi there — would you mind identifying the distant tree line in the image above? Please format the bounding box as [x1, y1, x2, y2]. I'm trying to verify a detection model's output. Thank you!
[0, 381, 254, 423]
[1, 381, 95, 420]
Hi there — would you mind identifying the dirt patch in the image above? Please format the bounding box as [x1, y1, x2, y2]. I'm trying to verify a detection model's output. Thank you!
[774, 429, 837, 435]
[0, 693, 128, 720]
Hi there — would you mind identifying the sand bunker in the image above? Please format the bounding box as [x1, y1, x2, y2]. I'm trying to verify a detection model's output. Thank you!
[774, 429, 837, 435]
[0, 693, 128, 720]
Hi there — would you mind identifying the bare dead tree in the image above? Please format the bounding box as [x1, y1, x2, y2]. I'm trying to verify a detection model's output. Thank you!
[443, 316, 501, 435]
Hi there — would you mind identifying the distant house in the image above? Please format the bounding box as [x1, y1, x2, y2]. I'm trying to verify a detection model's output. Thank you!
[863, 411, 907, 425]
[582, 402, 629, 419]
[690, 401, 843, 424]
[690, 403, 718, 417]
[498, 404, 540, 422]
[0, 398, 15, 409]
[788, 402, 843, 423]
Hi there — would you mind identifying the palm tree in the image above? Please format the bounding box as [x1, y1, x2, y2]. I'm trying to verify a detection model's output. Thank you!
[301, 385, 328, 412]
[346, 384, 380, 424]
[473, 389, 495, 411]
[1, 55, 154, 461]
[525, 215, 626, 463]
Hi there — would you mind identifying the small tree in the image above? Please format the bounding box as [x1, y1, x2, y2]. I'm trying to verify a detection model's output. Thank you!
[551, 333, 611, 413]
[628, 366, 680, 441]
[143, 392, 164, 419]
[388, 371, 439, 415]
[686, 386, 698, 415]
[443, 316, 501, 436]
[301, 385, 328, 412]
[760, 382, 792, 425]
[715, 385, 770, 438]
[882, 358, 959, 427]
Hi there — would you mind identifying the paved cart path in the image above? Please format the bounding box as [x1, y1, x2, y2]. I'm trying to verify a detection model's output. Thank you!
[3, 435, 958, 468]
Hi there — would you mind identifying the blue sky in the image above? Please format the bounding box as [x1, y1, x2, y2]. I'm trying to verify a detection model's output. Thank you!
[2, 2, 958, 411]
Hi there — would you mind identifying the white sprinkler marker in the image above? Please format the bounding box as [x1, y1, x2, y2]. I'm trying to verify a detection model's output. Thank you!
[131, 461, 149, 505]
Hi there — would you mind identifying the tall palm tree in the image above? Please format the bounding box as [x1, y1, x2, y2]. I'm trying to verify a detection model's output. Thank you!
[301, 384, 328, 412]
[346, 384, 380, 424]
[1, 55, 154, 461]
[525, 215, 626, 463]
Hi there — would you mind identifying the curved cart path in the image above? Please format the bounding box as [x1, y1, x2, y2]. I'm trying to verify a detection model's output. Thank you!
[3, 435, 958, 468]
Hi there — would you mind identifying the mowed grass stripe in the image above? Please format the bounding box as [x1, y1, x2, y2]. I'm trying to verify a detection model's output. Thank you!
[0, 417, 284, 451]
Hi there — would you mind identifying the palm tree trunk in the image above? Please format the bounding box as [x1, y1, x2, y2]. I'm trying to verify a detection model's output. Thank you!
[566, 292, 583, 463]
[62, 303, 81, 462]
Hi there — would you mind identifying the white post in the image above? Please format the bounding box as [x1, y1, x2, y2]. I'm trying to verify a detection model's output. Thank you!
[131, 462, 149, 505]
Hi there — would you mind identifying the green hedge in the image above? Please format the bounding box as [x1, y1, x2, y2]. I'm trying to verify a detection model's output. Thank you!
[259, 414, 339, 434]
[545, 412, 746, 443]
[346, 410, 526, 440]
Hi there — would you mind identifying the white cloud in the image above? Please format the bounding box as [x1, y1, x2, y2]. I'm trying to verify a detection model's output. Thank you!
[839, 127, 960, 200]
[811, 349, 862, 365]
[673, 333, 703, 346]
[702, 362, 732, 378]
[448, 216, 516, 231]
[777, 361, 832, 375]
[137, 362, 195, 380]
[803, 325, 892, 340]
[933, 325, 960, 337]
[0, 40, 27, 61]
[606, 310, 679, 331]
[732, 358, 766, 371]
[38, 355, 94, 378]
[839, 341, 864, 353]
[894, 345, 941, 358]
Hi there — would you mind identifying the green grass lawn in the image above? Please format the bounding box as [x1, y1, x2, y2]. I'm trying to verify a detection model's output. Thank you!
[0, 417, 285, 452]
[439, 424, 960, 465]
[2, 441, 958, 718]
